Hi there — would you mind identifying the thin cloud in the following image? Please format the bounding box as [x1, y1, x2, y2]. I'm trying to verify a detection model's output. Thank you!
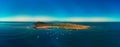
[65, 17, 110, 22]
[0, 15, 57, 22]
[0, 15, 113, 22]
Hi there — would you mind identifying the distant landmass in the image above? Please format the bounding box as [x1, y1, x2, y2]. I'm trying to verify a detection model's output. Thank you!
[33, 22, 90, 30]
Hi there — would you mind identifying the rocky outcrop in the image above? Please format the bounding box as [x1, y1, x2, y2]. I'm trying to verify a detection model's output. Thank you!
[34, 22, 90, 30]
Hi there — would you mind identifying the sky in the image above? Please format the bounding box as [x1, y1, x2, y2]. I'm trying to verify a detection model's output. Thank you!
[0, 0, 120, 22]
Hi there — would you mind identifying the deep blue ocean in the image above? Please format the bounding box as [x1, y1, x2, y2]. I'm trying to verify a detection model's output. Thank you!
[0, 22, 120, 47]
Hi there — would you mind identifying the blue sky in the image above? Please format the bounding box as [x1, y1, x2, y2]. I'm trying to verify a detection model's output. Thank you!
[0, 0, 120, 22]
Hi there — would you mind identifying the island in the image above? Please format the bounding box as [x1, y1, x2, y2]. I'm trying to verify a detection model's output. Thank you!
[33, 22, 90, 30]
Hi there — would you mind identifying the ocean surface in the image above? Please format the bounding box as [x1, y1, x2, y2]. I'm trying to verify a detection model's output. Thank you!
[0, 22, 120, 47]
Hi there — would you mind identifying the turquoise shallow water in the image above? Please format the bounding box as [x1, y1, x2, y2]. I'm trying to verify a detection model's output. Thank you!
[0, 22, 120, 47]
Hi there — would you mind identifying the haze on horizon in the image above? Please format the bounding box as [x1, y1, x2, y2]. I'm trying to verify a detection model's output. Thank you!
[0, 0, 119, 22]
